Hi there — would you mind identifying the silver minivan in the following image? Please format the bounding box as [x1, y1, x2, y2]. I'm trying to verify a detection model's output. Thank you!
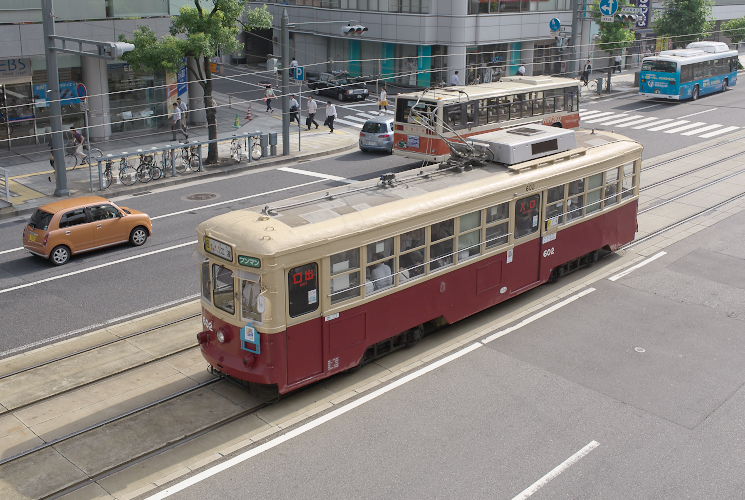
[359, 115, 394, 153]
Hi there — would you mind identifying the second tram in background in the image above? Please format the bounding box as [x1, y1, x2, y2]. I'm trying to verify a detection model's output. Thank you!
[196, 124, 642, 395]
[393, 76, 581, 163]
[640, 41, 738, 101]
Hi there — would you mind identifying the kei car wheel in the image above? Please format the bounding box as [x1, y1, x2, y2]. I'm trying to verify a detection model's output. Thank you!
[50, 245, 71, 266]
[129, 226, 149, 246]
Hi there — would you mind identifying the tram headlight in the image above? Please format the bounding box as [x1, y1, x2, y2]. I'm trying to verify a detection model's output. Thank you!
[216, 330, 226, 343]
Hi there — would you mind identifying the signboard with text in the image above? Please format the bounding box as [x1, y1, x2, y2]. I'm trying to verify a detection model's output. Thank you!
[0, 58, 32, 85]
[635, 0, 651, 29]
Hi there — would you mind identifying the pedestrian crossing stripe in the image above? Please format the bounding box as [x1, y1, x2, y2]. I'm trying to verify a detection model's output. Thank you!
[578, 108, 740, 138]
[699, 125, 739, 138]
[343, 115, 368, 123]
[334, 117, 363, 128]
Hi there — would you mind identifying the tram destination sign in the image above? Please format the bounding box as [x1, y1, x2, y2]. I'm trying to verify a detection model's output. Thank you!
[239, 255, 261, 268]
[204, 236, 233, 262]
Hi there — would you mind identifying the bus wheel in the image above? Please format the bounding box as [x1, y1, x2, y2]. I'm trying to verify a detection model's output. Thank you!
[692, 85, 700, 100]
[723, 79, 728, 92]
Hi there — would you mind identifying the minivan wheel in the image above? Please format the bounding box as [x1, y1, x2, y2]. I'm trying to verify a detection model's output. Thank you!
[130, 226, 149, 246]
[50, 245, 71, 266]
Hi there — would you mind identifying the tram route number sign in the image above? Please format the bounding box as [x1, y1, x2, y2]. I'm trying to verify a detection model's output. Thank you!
[239, 255, 261, 268]
[204, 236, 233, 261]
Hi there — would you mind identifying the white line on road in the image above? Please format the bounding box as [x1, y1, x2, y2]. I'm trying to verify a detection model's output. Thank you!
[633, 103, 670, 111]
[680, 124, 723, 136]
[645, 120, 689, 132]
[699, 125, 739, 138]
[511, 440, 600, 500]
[608, 251, 667, 281]
[631, 118, 674, 130]
[333, 117, 363, 128]
[613, 116, 659, 128]
[663, 121, 706, 134]
[0, 246, 23, 255]
[0, 294, 200, 359]
[580, 111, 615, 120]
[678, 108, 717, 119]
[0, 241, 196, 296]
[582, 114, 629, 124]
[277, 167, 353, 183]
[594, 115, 643, 126]
[146, 288, 598, 499]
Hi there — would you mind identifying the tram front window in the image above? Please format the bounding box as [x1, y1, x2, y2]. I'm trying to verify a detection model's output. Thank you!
[212, 264, 235, 314]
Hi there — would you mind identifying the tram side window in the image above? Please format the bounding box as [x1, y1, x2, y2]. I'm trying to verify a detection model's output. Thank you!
[586, 173, 604, 214]
[288, 263, 318, 317]
[565, 87, 579, 111]
[201, 261, 211, 302]
[515, 194, 541, 239]
[330, 249, 361, 304]
[532, 91, 544, 116]
[465, 102, 477, 127]
[567, 178, 585, 221]
[604, 168, 620, 207]
[498, 96, 512, 121]
[443, 104, 463, 130]
[457, 211, 482, 262]
[366, 238, 394, 294]
[485, 202, 510, 249]
[621, 162, 636, 199]
[480, 97, 499, 124]
[242, 277, 261, 322]
[399, 228, 426, 282]
[545, 185, 566, 230]
[430, 219, 454, 270]
[212, 264, 235, 314]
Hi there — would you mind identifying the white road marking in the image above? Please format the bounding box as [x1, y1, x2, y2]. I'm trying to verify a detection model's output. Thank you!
[680, 124, 723, 136]
[356, 112, 380, 119]
[633, 103, 670, 111]
[662, 121, 706, 134]
[580, 111, 614, 120]
[613, 116, 659, 128]
[0, 295, 200, 358]
[343, 115, 368, 123]
[678, 108, 717, 119]
[0, 247, 23, 255]
[578, 109, 606, 117]
[482, 288, 596, 343]
[333, 117, 363, 128]
[582, 114, 630, 124]
[595, 115, 643, 126]
[0, 241, 196, 296]
[699, 125, 739, 138]
[608, 251, 667, 281]
[631, 118, 674, 130]
[512, 440, 600, 500]
[146, 288, 598, 499]
[645, 120, 689, 132]
[277, 167, 353, 183]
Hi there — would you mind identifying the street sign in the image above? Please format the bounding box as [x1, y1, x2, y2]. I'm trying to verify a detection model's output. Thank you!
[601, 15, 615, 22]
[599, 0, 619, 16]
[295, 66, 305, 81]
[549, 18, 561, 31]
[621, 6, 642, 13]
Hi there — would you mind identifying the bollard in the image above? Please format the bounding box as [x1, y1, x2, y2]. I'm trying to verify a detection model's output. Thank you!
[170, 146, 177, 176]
[268, 132, 278, 157]
[260, 133, 269, 158]
[596, 77, 603, 94]
[195, 142, 203, 171]
[97, 159, 104, 191]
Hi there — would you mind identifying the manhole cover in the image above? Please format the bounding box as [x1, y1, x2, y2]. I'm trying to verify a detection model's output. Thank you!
[186, 193, 217, 201]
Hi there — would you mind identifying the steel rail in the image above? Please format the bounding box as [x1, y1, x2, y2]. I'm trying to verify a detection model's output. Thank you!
[641, 133, 745, 171]
[639, 166, 745, 214]
[641, 149, 745, 192]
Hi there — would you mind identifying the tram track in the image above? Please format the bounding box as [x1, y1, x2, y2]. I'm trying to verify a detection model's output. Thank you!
[641, 132, 745, 171]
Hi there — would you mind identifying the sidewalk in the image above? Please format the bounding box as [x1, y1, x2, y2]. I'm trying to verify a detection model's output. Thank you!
[579, 69, 637, 99]
[0, 98, 358, 219]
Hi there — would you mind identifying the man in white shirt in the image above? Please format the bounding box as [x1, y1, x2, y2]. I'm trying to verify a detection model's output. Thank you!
[517, 64, 526, 76]
[306, 95, 319, 130]
[176, 97, 188, 132]
[450, 71, 460, 86]
[289, 96, 300, 125]
[325, 101, 337, 133]
[170, 102, 188, 141]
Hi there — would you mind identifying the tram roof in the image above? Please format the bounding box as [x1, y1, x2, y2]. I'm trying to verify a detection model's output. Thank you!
[198, 129, 641, 259]
[394, 76, 579, 103]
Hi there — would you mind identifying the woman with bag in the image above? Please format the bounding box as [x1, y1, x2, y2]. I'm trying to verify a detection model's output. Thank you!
[378, 87, 388, 114]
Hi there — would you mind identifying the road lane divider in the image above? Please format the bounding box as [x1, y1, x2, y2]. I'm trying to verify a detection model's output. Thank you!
[608, 251, 666, 282]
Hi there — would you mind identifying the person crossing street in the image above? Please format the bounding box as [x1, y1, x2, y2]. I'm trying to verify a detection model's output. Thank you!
[289, 95, 300, 125]
[324, 101, 337, 133]
[306, 95, 319, 130]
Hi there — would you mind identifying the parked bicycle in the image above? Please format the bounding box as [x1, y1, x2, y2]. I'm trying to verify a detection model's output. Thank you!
[175, 144, 200, 174]
[118, 155, 138, 186]
[101, 155, 114, 190]
[135, 150, 162, 183]
[230, 135, 262, 163]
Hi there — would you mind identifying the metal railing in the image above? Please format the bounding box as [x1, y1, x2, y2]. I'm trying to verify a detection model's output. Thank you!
[94, 130, 276, 191]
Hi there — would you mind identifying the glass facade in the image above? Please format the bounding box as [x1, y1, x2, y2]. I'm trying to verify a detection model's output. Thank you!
[275, 0, 431, 13]
[107, 64, 167, 134]
[468, 0, 570, 13]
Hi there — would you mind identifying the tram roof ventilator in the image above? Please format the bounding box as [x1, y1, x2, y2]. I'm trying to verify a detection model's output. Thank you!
[468, 124, 578, 169]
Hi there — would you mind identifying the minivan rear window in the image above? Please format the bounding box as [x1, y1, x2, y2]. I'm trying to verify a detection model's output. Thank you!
[362, 122, 388, 133]
[29, 209, 53, 230]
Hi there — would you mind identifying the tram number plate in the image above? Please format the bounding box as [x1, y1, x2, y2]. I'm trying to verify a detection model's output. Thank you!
[205, 236, 233, 261]
[542, 247, 555, 258]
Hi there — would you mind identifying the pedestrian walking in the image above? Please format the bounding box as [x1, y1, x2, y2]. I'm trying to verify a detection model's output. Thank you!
[324, 101, 337, 133]
[176, 97, 188, 131]
[517, 64, 526, 76]
[580, 60, 592, 86]
[614, 55, 622, 73]
[450, 71, 460, 86]
[70, 126, 85, 163]
[378, 87, 388, 114]
[264, 85, 276, 113]
[289, 95, 300, 125]
[306, 95, 319, 130]
[170, 102, 188, 141]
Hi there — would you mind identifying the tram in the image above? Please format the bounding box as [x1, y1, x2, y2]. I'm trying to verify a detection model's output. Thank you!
[393, 76, 581, 163]
[196, 126, 642, 394]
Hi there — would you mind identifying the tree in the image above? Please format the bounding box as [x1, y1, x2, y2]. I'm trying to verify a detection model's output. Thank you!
[722, 17, 745, 45]
[121, 1, 272, 164]
[653, 0, 714, 48]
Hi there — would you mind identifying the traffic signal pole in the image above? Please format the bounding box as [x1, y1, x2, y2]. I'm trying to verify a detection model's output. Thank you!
[281, 9, 290, 156]
[42, 0, 69, 196]
[569, 0, 580, 77]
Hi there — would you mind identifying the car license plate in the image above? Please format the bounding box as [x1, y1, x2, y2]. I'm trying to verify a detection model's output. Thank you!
[28, 233, 38, 242]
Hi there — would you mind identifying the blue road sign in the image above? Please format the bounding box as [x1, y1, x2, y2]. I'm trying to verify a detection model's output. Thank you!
[599, 0, 619, 16]
[295, 66, 305, 81]
[549, 18, 561, 31]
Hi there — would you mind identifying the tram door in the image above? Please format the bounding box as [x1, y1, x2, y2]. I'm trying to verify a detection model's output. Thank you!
[286, 263, 324, 385]
[504, 193, 542, 291]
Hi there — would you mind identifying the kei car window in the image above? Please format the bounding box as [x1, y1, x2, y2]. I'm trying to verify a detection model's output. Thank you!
[29, 209, 53, 230]
[59, 208, 89, 228]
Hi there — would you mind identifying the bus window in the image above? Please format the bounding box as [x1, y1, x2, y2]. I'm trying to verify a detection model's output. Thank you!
[532, 92, 544, 116]
[330, 249, 361, 304]
[642, 60, 677, 73]
[465, 103, 477, 127]
[565, 87, 579, 111]
[680, 64, 693, 83]
[288, 263, 318, 317]
[366, 239, 394, 294]
[498, 96, 511, 121]
[515, 194, 540, 238]
[212, 264, 235, 314]
[201, 260, 211, 301]
[396, 99, 436, 125]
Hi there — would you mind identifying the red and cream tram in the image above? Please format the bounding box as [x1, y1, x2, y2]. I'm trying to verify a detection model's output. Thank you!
[196, 126, 641, 394]
[394, 76, 581, 163]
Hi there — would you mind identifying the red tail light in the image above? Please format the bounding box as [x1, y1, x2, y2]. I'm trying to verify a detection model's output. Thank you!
[378, 134, 391, 138]
[197, 330, 211, 345]
[42, 234, 49, 246]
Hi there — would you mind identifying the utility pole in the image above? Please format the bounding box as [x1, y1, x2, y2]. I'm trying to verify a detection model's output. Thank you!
[569, 0, 580, 77]
[281, 9, 290, 156]
[42, 0, 69, 196]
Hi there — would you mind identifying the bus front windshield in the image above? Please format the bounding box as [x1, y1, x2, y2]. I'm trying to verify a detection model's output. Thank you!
[641, 60, 678, 73]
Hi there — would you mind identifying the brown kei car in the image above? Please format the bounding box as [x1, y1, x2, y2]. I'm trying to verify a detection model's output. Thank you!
[23, 196, 153, 265]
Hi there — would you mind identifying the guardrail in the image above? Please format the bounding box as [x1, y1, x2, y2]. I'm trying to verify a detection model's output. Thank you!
[0, 167, 9, 202]
[94, 130, 278, 191]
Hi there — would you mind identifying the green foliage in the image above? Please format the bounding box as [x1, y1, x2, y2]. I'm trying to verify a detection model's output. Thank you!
[722, 17, 745, 45]
[653, 0, 714, 47]
[590, 0, 637, 54]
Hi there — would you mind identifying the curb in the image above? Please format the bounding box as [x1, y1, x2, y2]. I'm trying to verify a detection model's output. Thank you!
[0, 139, 358, 221]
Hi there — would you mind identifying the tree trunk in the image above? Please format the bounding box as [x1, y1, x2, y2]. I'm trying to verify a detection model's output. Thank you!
[203, 56, 218, 164]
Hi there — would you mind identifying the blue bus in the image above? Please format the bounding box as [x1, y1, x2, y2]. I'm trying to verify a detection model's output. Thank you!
[639, 41, 738, 101]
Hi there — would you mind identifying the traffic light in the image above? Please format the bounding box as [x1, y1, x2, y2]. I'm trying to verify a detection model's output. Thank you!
[616, 13, 638, 22]
[342, 24, 368, 36]
[101, 42, 135, 58]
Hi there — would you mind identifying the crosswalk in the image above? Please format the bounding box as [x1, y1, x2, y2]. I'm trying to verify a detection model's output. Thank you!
[580, 109, 739, 139]
[334, 109, 393, 129]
